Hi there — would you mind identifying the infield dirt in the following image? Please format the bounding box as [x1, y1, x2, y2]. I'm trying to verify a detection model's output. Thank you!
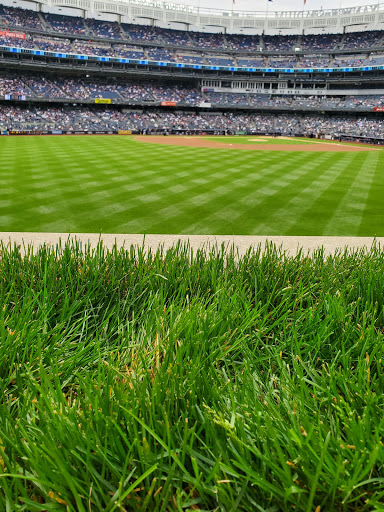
[134, 135, 381, 151]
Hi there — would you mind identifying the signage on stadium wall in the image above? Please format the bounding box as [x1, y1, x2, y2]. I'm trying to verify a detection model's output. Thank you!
[118, 130, 132, 135]
[160, 101, 177, 107]
[3, 42, 384, 76]
[9, 130, 39, 135]
[4, 94, 26, 100]
[94, 98, 111, 104]
[0, 30, 25, 39]
[373, 107, 384, 112]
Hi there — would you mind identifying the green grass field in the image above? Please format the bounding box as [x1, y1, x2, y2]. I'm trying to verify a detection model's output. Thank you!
[1, 241, 384, 511]
[0, 134, 383, 235]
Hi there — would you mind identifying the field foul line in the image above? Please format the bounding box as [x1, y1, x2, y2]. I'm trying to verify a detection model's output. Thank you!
[296, 139, 382, 150]
[186, 136, 383, 150]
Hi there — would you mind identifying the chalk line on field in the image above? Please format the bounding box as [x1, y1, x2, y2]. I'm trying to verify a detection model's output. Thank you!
[295, 139, 382, 150]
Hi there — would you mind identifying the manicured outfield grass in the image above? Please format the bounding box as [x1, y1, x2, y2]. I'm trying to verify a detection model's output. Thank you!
[1, 241, 384, 511]
[0, 135, 383, 235]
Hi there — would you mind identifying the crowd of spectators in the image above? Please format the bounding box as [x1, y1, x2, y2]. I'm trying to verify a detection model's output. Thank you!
[87, 19, 122, 39]
[273, 114, 384, 138]
[1, 105, 384, 139]
[0, 33, 35, 49]
[0, 76, 30, 96]
[113, 44, 145, 59]
[0, 32, 377, 70]
[343, 95, 384, 108]
[369, 54, 384, 65]
[174, 52, 205, 64]
[115, 83, 155, 102]
[300, 34, 340, 51]
[1, 7, 384, 71]
[33, 36, 73, 53]
[333, 55, 368, 67]
[149, 85, 203, 103]
[147, 47, 175, 61]
[248, 95, 292, 107]
[121, 24, 161, 43]
[204, 92, 250, 105]
[1, 74, 384, 110]
[42, 13, 86, 35]
[54, 79, 89, 100]
[262, 35, 298, 52]
[206, 55, 235, 66]
[237, 57, 265, 67]
[203, 91, 384, 109]
[0, 34, 380, 70]
[23, 75, 66, 99]
[161, 28, 192, 47]
[73, 40, 112, 56]
[342, 30, 384, 50]
[0, 5, 42, 30]
[226, 34, 261, 51]
[298, 56, 330, 68]
[1, 7, 384, 140]
[268, 58, 297, 68]
[1, 5, 384, 57]
[0, 75, 205, 104]
[189, 32, 227, 50]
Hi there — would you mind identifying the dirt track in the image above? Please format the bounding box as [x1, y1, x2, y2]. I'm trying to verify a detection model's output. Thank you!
[1, 232, 383, 257]
[134, 135, 381, 152]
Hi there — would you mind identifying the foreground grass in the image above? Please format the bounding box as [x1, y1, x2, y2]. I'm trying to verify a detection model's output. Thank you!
[1, 241, 384, 511]
[1, 135, 384, 235]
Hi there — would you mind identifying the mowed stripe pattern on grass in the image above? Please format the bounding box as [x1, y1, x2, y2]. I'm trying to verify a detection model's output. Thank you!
[0, 135, 383, 235]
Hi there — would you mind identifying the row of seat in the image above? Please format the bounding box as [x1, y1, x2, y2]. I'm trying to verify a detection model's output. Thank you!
[0, 74, 383, 109]
[1, 105, 383, 139]
[1, 4, 384, 53]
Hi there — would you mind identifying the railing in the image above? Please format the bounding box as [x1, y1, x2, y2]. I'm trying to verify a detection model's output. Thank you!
[108, 0, 383, 19]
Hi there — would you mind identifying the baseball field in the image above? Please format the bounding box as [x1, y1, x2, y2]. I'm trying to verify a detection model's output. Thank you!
[1, 134, 383, 235]
[2, 134, 384, 511]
